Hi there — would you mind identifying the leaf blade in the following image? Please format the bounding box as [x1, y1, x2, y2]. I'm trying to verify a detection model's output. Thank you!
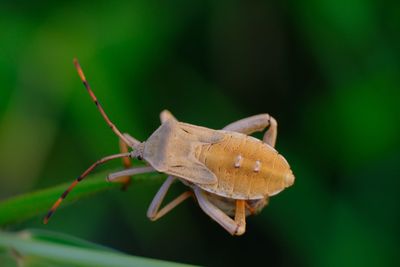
[0, 171, 163, 226]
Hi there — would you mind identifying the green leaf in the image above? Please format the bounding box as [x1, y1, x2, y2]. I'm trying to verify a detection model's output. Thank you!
[0, 171, 164, 226]
[0, 231, 194, 267]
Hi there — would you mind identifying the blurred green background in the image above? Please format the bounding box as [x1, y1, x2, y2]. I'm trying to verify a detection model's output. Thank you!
[1, 1, 400, 266]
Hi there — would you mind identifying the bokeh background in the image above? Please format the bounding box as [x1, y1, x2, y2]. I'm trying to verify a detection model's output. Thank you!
[1, 1, 400, 266]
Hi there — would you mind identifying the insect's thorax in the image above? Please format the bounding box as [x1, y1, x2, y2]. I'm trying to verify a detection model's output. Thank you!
[195, 133, 293, 199]
[143, 120, 225, 182]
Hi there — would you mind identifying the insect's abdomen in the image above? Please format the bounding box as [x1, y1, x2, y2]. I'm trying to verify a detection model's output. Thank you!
[196, 134, 294, 199]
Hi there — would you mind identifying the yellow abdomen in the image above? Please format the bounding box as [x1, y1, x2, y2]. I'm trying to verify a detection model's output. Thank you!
[195, 133, 294, 199]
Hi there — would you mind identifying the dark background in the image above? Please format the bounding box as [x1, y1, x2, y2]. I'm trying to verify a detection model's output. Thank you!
[1, 1, 399, 266]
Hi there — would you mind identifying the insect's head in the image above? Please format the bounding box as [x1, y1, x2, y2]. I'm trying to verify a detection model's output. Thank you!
[130, 142, 145, 160]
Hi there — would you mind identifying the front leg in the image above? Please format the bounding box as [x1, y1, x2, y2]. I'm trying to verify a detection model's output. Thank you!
[117, 133, 142, 189]
[223, 114, 277, 147]
[107, 166, 155, 182]
[117, 137, 132, 189]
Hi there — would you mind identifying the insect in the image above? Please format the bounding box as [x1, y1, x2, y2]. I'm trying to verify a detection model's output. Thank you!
[43, 58, 295, 235]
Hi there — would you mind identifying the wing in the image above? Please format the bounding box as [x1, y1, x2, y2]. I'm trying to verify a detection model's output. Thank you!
[143, 119, 224, 184]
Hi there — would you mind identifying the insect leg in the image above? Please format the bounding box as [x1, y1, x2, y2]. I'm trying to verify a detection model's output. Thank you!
[194, 188, 246, 236]
[262, 116, 277, 147]
[116, 133, 142, 189]
[160, 109, 177, 123]
[43, 152, 132, 224]
[147, 176, 192, 221]
[234, 200, 246, 235]
[117, 137, 133, 189]
[107, 166, 155, 182]
[223, 114, 277, 147]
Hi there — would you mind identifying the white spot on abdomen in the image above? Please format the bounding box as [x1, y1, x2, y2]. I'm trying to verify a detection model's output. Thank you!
[234, 155, 243, 168]
[254, 160, 261, 172]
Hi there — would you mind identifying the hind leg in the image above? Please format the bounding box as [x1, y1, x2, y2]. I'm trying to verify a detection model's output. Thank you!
[223, 114, 277, 147]
[194, 188, 246, 235]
